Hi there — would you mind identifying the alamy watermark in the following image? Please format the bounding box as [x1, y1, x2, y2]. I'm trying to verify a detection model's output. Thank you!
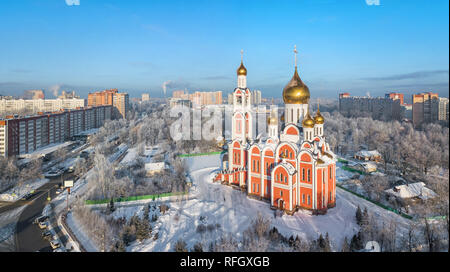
[65, 0, 80, 6]
[365, 0, 380, 6]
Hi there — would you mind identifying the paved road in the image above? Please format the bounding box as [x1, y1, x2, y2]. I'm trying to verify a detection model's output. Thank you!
[3, 172, 75, 252]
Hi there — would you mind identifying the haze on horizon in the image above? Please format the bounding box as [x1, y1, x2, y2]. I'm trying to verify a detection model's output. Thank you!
[0, 0, 448, 100]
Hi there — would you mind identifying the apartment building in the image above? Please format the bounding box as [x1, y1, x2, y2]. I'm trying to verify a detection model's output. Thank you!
[88, 89, 129, 119]
[142, 93, 150, 101]
[171, 90, 222, 107]
[432, 97, 449, 122]
[0, 105, 112, 157]
[0, 98, 86, 115]
[338, 93, 403, 121]
[412, 92, 439, 128]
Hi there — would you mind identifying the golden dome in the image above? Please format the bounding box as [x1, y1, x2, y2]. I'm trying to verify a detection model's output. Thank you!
[282, 67, 310, 104]
[314, 109, 324, 124]
[302, 112, 315, 128]
[237, 61, 247, 76]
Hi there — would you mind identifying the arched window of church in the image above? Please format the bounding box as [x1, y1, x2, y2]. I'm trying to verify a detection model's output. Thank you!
[291, 109, 293, 122]
[329, 191, 332, 201]
[302, 168, 305, 181]
[284, 176, 287, 183]
[302, 194, 305, 204]
[307, 169, 311, 182]
[307, 195, 311, 205]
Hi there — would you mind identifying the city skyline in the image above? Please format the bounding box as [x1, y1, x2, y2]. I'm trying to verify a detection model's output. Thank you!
[0, 0, 448, 99]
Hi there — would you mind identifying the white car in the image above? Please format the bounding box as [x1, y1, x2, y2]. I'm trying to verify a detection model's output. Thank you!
[38, 221, 49, 229]
[50, 240, 61, 250]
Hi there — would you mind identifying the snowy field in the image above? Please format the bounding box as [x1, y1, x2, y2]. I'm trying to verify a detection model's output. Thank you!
[120, 155, 411, 252]
[184, 154, 222, 172]
[335, 161, 356, 182]
[0, 178, 49, 202]
[66, 212, 99, 252]
[120, 145, 161, 166]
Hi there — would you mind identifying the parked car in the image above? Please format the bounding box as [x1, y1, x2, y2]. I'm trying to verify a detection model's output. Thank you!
[50, 240, 61, 250]
[53, 247, 65, 252]
[55, 188, 63, 195]
[45, 170, 62, 178]
[41, 230, 53, 240]
[38, 221, 49, 229]
[34, 215, 49, 224]
[21, 193, 34, 201]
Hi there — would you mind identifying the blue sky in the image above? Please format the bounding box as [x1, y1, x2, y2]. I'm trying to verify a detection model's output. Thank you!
[0, 0, 448, 100]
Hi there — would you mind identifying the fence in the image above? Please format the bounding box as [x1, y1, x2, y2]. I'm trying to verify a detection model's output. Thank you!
[85, 191, 188, 205]
[178, 151, 225, 158]
[338, 158, 349, 164]
[341, 165, 366, 175]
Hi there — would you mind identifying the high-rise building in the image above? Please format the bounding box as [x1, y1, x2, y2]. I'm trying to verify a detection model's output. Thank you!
[252, 90, 262, 105]
[412, 92, 439, 128]
[228, 93, 233, 105]
[338, 92, 403, 121]
[113, 93, 130, 119]
[172, 90, 186, 99]
[432, 97, 449, 122]
[88, 89, 129, 119]
[172, 90, 222, 107]
[23, 90, 45, 100]
[58, 91, 79, 99]
[0, 98, 86, 115]
[142, 93, 150, 101]
[0, 105, 112, 157]
[385, 93, 405, 105]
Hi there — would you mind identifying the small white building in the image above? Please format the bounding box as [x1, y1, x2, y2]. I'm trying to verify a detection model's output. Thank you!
[355, 162, 377, 173]
[354, 150, 381, 162]
[385, 182, 437, 200]
[145, 162, 168, 175]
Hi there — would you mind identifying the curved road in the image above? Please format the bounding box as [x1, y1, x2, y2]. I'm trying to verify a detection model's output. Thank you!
[0, 172, 74, 252]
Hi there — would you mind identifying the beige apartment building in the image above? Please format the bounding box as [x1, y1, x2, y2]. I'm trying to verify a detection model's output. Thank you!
[0, 98, 86, 115]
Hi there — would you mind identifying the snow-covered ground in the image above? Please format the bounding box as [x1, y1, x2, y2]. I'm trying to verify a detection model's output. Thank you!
[0, 178, 49, 202]
[124, 155, 411, 252]
[119, 145, 162, 166]
[0, 206, 26, 252]
[66, 212, 99, 252]
[184, 154, 221, 172]
[19, 141, 74, 159]
[335, 161, 356, 182]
